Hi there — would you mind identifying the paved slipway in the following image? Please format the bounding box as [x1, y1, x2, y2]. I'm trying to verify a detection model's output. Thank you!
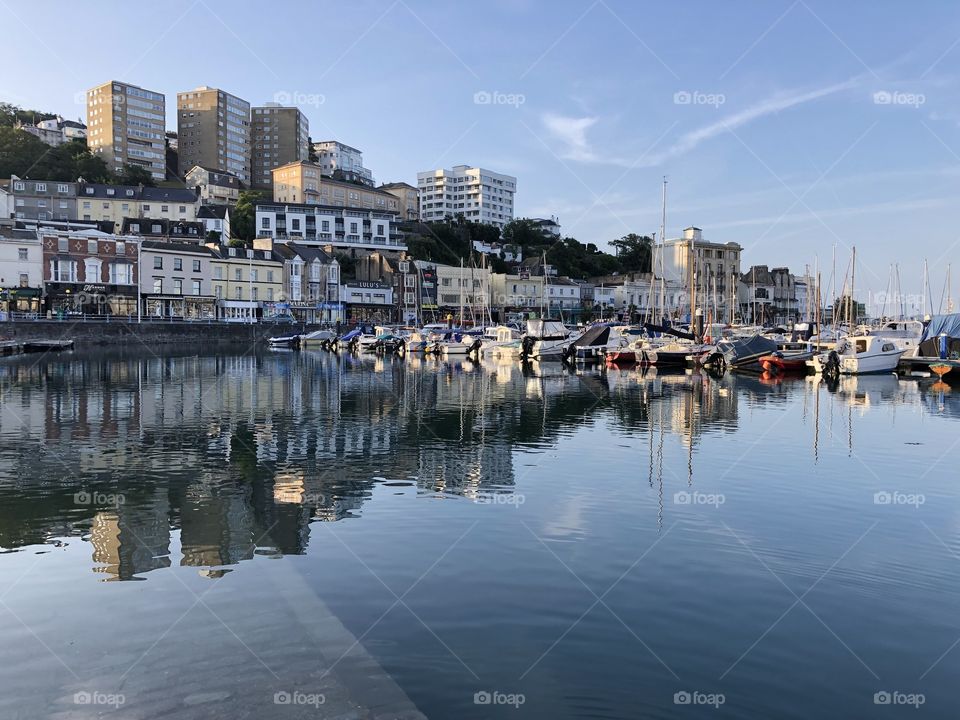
[12, 554, 427, 720]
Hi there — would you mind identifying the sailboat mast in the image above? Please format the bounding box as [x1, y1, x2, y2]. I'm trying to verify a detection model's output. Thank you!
[850, 246, 856, 326]
[659, 177, 667, 323]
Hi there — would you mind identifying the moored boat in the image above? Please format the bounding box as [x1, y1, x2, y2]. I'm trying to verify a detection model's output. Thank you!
[759, 350, 815, 374]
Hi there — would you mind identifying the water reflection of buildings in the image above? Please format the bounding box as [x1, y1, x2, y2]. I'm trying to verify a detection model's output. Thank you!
[4, 348, 958, 580]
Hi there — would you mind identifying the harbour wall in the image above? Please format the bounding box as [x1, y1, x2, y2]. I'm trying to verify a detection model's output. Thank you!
[0, 320, 321, 347]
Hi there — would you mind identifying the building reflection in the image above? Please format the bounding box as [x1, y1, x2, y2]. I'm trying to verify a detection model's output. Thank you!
[0, 347, 957, 580]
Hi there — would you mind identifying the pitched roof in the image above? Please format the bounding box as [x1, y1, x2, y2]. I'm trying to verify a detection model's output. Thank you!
[197, 205, 229, 219]
[271, 241, 333, 263]
[140, 240, 218, 255]
[79, 184, 198, 203]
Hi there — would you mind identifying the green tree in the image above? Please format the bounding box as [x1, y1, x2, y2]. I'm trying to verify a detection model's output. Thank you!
[502, 218, 549, 247]
[231, 189, 269, 241]
[0, 103, 58, 128]
[118, 163, 156, 187]
[0, 131, 112, 182]
[609, 233, 653, 273]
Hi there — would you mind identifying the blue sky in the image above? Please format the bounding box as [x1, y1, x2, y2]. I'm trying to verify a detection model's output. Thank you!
[4, 0, 960, 312]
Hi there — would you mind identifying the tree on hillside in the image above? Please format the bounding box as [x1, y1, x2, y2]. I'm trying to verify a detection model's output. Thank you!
[610, 233, 653, 273]
[307, 136, 318, 162]
[0, 102, 58, 128]
[502, 218, 549, 247]
[231, 190, 270, 241]
[0, 131, 112, 182]
[118, 163, 157, 187]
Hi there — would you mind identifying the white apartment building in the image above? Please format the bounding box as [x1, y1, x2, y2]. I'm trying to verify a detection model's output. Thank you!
[546, 277, 582, 311]
[312, 141, 374, 186]
[417, 165, 516, 228]
[86, 80, 166, 181]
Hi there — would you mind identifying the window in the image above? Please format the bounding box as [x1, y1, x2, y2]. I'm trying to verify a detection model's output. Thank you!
[87, 240, 98, 254]
[250, 269, 258, 282]
[143, 205, 150, 212]
[83, 258, 101, 282]
[36, 183, 46, 192]
[191, 280, 201, 295]
[57, 184, 68, 193]
[213, 267, 222, 280]
[174, 258, 182, 271]
[251, 287, 258, 301]
[321, 221, 329, 232]
[173, 279, 182, 294]
[291, 219, 300, 231]
[267, 288, 274, 301]
[57, 237, 69, 252]
[153, 256, 163, 269]
[19, 274, 28, 288]
[18, 248, 28, 261]
[110, 262, 132, 285]
[215, 286, 222, 299]
[161, 205, 169, 212]
[13, 181, 24, 191]
[179, 206, 186, 213]
[261, 217, 270, 229]
[235, 286, 242, 299]
[267, 270, 274, 282]
[51, 258, 77, 282]
[234, 269, 242, 281]
[153, 278, 162, 294]
[192, 259, 201, 272]
[115, 242, 125, 255]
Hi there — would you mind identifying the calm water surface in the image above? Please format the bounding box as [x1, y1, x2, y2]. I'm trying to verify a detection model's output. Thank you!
[0, 347, 958, 719]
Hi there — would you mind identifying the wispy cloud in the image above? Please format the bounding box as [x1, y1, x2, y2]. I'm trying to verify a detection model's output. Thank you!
[541, 113, 600, 162]
[640, 78, 859, 166]
[542, 78, 860, 169]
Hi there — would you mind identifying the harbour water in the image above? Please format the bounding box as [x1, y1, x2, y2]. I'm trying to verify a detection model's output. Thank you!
[0, 346, 957, 718]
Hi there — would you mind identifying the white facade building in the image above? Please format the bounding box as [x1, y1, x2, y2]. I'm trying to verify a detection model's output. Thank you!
[434, 263, 491, 314]
[417, 165, 516, 228]
[312, 141, 374, 186]
[255, 203, 405, 253]
[546, 277, 582, 311]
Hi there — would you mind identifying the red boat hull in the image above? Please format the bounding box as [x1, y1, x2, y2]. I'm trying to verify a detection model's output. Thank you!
[759, 354, 810, 373]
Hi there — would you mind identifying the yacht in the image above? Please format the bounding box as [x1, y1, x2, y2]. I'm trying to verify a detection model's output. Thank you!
[480, 325, 522, 358]
[299, 329, 336, 347]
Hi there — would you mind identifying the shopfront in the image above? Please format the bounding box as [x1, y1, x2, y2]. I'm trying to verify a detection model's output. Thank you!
[45, 283, 138, 317]
[0, 287, 42, 315]
[144, 295, 217, 320]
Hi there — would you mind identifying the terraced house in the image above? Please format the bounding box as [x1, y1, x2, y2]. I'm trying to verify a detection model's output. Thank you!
[207, 245, 283, 322]
[139, 241, 217, 319]
[255, 238, 341, 324]
[41, 229, 138, 316]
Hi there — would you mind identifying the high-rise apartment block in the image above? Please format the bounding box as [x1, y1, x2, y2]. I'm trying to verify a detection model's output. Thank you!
[177, 87, 251, 183]
[86, 81, 166, 181]
[250, 104, 309, 189]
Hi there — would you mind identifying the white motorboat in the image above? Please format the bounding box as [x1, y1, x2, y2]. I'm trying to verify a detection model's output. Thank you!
[809, 334, 904, 375]
[520, 320, 573, 361]
[480, 325, 522, 357]
[299, 329, 335, 347]
[855, 319, 924, 356]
